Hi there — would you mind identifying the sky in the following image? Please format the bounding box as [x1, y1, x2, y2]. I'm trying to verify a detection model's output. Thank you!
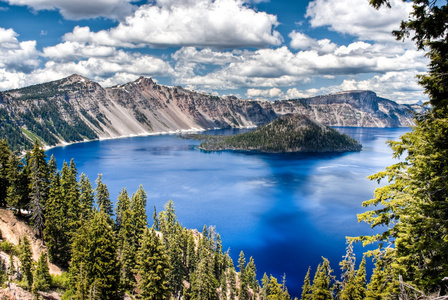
[0, 0, 431, 103]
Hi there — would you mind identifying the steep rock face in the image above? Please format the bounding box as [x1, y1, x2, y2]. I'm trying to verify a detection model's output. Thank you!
[271, 91, 415, 127]
[0, 75, 417, 150]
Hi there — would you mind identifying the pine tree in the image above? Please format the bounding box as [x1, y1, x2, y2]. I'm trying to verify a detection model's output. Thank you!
[79, 173, 94, 219]
[44, 170, 71, 267]
[70, 211, 121, 300]
[152, 205, 159, 230]
[95, 174, 113, 219]
[159, 199, 176, 235]
[238, 251, 248, 300]
[136, 228, 172, 300]
[116, 188, 136, 292]
[268, 275, 289, 300]
[19, 236, 33, 288]
[359, 0, 448, 294]
[353, 256, 366, 300]
[0, 139, 11, 207]
[365, 250, 398, 300]
[64, 159, 81, 234]
[261, 272, 270, 300]
[32, 252, 51, 294]
[28, 140, 49, 238]
[245, 256, 258, 293]
[190, 253, 218, 300]
[300, 267, 312, 300]
[130, 185, 148, 241]
[311, 258, 334, 300]
[6, 152, 27, 210]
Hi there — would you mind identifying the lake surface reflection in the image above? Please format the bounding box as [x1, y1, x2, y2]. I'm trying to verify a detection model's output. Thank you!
[46, 127, 409, 297]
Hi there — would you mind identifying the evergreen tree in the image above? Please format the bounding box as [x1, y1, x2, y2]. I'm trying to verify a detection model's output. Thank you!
[0, 139, 11, 207]
[190, 253, 218, 300]
[130, 185, 148, 241]
[29, 140, 49, 238]
[159, 199, 176, 235]
[116, 188, 136, 292]
[115, 188, 129, 232]
[245, 256, 258, 293]
[70, 211, 121, 300]
[6, 152, 29, 211]
[79, 173, 94, 219]
[95, 174, 113, 219]
[32, 252, 51, 294]
[136, 228, 172, 300]
[19, 236, 33, 288]
[353, 256, 366, 300]
[238, 251, 248, 300]
[268, 275, 289, 300]
[358, 0, 448, 294]
[311, 258, 334, 300]
[44, 169, 71, 267]
[152, 205, 159, 230]
[261, 272, 270, 300]
[365, 250, 398, 300]
[64, 159, 81, 234]
[300, 267, 312, 300]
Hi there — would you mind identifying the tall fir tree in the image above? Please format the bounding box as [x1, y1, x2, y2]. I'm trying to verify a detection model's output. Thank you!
[70, 211, 121, 300]
[32, 251, 51, 294]
[29, 140, 49, 238]
[311, 258, 334, 300]
[300, 267, 312, 300]
[95, 174, 113, 220]
[0, 139, 11, 207]
[6, 153, 26, 210]
[19, 236, 34, 288]
[136, 228, 172, 300]
[79, 173, 94, 220]
[238, 251, 248, 300]
[358, 0, 448, 294]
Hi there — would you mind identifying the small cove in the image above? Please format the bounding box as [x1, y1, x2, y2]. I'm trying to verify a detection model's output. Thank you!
[46, 126, 409, 297]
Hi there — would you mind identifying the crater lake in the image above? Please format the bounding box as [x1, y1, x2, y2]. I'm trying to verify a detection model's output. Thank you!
[46, 127, 409, 297]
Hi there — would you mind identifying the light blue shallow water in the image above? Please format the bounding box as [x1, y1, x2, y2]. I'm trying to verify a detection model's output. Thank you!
[46, 127, 409, 297]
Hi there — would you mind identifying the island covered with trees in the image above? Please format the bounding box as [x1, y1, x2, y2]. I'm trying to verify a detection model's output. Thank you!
[185, 114, 362, 153]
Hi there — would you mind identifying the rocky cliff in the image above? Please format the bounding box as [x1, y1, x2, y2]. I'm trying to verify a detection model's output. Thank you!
[0, 75, 417, 151]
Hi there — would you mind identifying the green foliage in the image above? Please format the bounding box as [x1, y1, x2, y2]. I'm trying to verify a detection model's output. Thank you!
[136, 228, 172, 300]
[95, 174, 113, 220]
[355, 0, 448, 295]
[70, 211, 122, 300]
[0, 240, 15, 254]
[18, 236, 34, 288]
[51, 272, 71, 290]
[32, 252, 51, 293]
[311, 257, 334, 300]
[300, 267, 312, 300]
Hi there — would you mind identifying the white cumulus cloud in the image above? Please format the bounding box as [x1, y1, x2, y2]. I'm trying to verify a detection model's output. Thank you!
[0, 27, 40, 73]
[306, 0, 412, 43]
[63, 0, 283, 48]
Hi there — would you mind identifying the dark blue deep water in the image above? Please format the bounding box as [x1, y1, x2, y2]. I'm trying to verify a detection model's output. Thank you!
[46, 127, 409, 297]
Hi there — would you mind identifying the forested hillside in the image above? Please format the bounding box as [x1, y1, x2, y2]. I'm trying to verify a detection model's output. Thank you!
[187, 114, 362, 153]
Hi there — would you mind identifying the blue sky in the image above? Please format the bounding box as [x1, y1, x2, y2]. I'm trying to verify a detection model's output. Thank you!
[0, 0, 430, 103]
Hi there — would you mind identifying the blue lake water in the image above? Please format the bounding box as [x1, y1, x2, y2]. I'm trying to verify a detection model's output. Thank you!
[46, 127, 409, 297]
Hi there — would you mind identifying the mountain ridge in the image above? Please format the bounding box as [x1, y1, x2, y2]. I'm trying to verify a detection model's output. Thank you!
[0, 74, 417, 151]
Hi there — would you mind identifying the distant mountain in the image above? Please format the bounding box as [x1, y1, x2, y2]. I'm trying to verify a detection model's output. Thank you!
[0, 75, 417, 151]
[188, 114, 362, 153]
